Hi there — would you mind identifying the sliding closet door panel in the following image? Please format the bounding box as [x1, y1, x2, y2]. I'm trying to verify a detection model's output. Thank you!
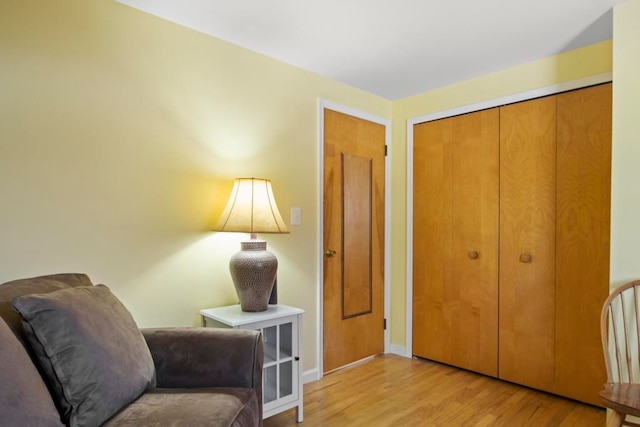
[413, 109, 499, 376]
[499, 97, 557, 391]
[555, 83, 611, 406]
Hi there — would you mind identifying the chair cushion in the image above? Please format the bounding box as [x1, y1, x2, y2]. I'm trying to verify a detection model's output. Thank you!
[12, 284, 156, 427]
[103, 388, 261, 427]
[0, 317, 63, 426]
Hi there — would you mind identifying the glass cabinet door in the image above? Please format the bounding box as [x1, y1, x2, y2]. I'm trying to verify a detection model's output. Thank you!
[259, 317, 298, 408]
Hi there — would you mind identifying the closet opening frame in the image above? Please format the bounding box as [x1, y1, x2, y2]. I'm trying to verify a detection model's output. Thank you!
[404, 72, 612, 357]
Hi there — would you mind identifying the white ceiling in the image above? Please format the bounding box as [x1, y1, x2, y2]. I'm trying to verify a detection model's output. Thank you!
[116, 0, 622, 100]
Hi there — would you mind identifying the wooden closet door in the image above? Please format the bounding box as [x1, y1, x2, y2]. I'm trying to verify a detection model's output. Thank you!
[555, 83, 611, 405]
[413, 116, 454, 366]
[413, 109, 499, 376]
[499, 97, 557, 391]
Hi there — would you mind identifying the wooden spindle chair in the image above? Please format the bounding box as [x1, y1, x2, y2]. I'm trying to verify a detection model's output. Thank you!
[601, 280, 640, 427]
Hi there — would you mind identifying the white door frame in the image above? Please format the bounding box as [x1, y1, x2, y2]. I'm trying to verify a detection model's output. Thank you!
[316, 99, 391, 379]
[405, 73, 612, 358]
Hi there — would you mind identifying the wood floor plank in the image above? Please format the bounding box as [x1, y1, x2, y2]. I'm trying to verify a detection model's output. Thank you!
[264, 355, 604, 427]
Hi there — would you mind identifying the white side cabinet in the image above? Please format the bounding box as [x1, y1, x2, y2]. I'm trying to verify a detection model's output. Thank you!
[199, 304, 304, 422]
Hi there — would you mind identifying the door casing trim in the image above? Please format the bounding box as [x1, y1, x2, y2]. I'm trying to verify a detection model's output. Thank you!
[317, 99, 391, 379]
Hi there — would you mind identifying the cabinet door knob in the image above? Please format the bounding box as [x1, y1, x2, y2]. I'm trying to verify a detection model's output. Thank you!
[325, 249, 337, 258]
[468, 251, 479, 259]
[519, 253, 532, 263]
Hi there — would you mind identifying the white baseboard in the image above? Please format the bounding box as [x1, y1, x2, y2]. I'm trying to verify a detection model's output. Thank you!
[303, 368, 320, 384]
[389, 344, 411, 358]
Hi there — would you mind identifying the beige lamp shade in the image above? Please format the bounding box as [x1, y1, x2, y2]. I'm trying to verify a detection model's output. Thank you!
[215, 178, 288, 312]
[214, 178, 289, 235]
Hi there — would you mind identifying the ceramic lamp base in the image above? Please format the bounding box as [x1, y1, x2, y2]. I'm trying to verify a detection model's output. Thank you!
[229, 240, 277, 312]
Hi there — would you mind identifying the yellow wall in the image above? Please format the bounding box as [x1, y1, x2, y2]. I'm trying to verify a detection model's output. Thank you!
[611, 0, 640, 287]
[607, 4, 640, 422]
[0, 0, 391, 372]
[390, 40, 613, 348]
[2, 0, 635, 378]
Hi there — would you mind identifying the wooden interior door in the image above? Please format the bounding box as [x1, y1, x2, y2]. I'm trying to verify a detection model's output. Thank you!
[413, 108, 499, 376]
[499, 96, 557, 391]
[555, 83, 611, 405]
[323, 108, 385, 373]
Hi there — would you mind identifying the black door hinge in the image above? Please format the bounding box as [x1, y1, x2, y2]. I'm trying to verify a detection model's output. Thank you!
[384, 318, 387, 330]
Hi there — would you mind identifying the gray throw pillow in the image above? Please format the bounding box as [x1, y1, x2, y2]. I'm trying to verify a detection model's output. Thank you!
[0, 317, 63, 427]
[12, 284, 156, 427]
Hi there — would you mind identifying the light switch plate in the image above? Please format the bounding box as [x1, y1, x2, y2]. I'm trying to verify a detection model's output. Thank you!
[291, 207, 301, 225]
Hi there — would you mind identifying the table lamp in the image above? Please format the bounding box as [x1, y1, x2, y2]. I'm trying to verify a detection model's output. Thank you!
[214, 178, 289, 312]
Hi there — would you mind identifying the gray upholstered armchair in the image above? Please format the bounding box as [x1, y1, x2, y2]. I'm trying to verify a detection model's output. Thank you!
[0, 273, 263, 427]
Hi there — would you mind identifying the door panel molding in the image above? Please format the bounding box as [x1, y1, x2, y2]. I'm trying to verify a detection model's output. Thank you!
[317, 99, 391, 378]
[342, 153, 373, 319]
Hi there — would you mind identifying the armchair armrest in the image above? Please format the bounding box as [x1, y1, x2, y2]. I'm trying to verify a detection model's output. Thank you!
[141, 327, 263, 392]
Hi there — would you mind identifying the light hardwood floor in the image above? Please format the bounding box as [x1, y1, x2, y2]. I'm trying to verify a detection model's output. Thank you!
[264, 355, 605, 427]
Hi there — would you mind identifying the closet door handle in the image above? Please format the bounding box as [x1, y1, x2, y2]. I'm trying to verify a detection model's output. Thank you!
[519, 253, 532, 263]
[468, 251, 479, 260]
